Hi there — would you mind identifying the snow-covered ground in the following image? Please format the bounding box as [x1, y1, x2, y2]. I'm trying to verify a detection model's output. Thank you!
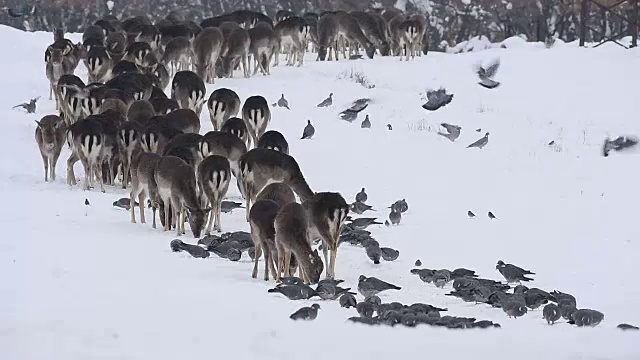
[2, 25, 640, 359]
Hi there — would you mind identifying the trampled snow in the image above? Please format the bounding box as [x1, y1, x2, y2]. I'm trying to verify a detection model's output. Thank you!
[2, 26, 640, 359]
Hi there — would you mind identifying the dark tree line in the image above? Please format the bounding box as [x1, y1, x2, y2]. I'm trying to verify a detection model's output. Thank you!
[1, 0, 637, 48]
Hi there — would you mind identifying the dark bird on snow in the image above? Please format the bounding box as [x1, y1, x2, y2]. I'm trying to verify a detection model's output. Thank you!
[315, 281, 353, 300]
[415, 259, 422, 266]
[422, 88, 454, 111]
[349, 54, 364, 60]
[339, 103, 368, 122]
[502, 300, 528, 318]
[467, 132, 490, 149]
[301, 120, 315, 139]
[488, 211, 496, 219]
[386, 124, 392, 130]
[268, 284, 319, 300]
[361, 114, 371, 128]
[496, 260, 535, 283]
[13, 97, 39, 113]
[617, 323, 639, 331]
[380, 247, 399, 261]
[113, 198, 139, 210]
[276, 94, 290, 109]
[389, 199, 408, 213]
[347, 217, 383, 230]
[356, 301, 376, 318]
[357, 275, 402, 297]
[84, 198, 90, 206]
[221, 200, 244, 213]
[364, 240, 382, 264]
[467, 210, 475, 218]
[543, 303, 561, 325]
[476, 58, 501, 89]
[389, 209, 401, 225]
[384, 220, 390, 226]
[170, 239, 210, 259]
[570, 309, 604, 327]
[339, 293, 357, 308]
[438, 123, 461, 142]
[280, 276, 305, 286]
[350, 201, 374, 215]
[290, 304, 320, 320]
[355, 187, 367, 203]
[476, 128, 482, 132]
[602, 135, 639, 157]
[317, 93, 333, 107]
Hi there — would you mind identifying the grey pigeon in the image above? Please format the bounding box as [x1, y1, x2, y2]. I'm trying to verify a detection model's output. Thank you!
[290, 303, 320, 320]
[85, 198, 90, 206]
[355, 187, 367, 203]
[543, 303, 561, 325]
[350, 201, 374, 215]
[522, 287, 554, 309]
[267, 284, 319, 300]
[170, 239, 210, 259]
[411, 268, 435, 283]
[339, 293, 357, 308]
[356, 301, 376, 318]
[617, 323, 639, 331]
[361, 115, 371, 128]
[13, 97, 39, 113]
[348, 217, 383, 230]
[357, 275, 401, 297]
[221, 200, 244, 213]
[317, 278, 344, 287]
[468, 210, 475, 218]
[389, 209, 401, 225]
[301, 120, 315, 139]
[364, 241, 382, 264]
[348, 316, 380, 325]
[380, 247, 399, 261]
[476, 128, 482, 132]
[496, 260, 534, 283]
[570, 309, 604, 327]
[317, 93, 333, 107]
[471, 320, 501, 329]
[488, 211, 496, 219]
[389, 199, 408, 213]
[422, 88, 453, 111]
[602, 135, 639, 157]
[559, 300, 577, 320]
[315, 281, 353, 300]
[386, 124, 392, 130]
[349, 54, 363, 60]
[467, 132, 489, 149]
[340, 103, 368, 122]
[438, 123, 461, 142]
[551, 290, 577, 307]
[113, 197, 139, 210]
[476, 58, 501, 89]
[502, 300, 528, 318]
[364, 295, 382, 307]
[277, 94, 290, 109]
[415, 259, 422, 266]
[384, 220, 390, 226]
[433, 270, 452, 288]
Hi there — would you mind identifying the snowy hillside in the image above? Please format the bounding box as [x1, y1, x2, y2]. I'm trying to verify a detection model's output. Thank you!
[2, 25, 640, 359]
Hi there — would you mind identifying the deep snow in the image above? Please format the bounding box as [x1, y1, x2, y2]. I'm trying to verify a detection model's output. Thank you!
[2, 25, 640, 359]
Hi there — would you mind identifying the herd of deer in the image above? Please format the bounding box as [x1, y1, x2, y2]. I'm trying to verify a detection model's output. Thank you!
[35, 7, 428, 284]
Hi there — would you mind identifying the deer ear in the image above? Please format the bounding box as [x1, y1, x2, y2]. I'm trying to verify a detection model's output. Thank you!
[203, 207, 212, 213]
[35, 120, 42, 128]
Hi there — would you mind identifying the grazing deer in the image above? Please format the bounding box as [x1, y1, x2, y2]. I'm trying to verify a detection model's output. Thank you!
[105, 31, 127, 63]
[350, 11, 389, 56]
[101, 98, 128, 121]
[163, 109, 201, 134]
[66, 116, 105, 191]
[256, 182, 296, 208]
[256, 130, 289, 154]
[274, 16, 309, 67]
[155, 155, 211, 237]
[35, 115, 66, 182]
[249, 199, 280, 281]
[130, 151, 162, 226]
[162, 133, 204, 170]
[140, 53, 171, 91]
[192, 27, 224, 83]
[239, 148, 314, 221]
[303, 192, 349, 279]
[106, 72, 155, 103]
[127, 99, 155, 127]
[151, 97, 179, 115]
[161, 36, 192, 77]
[140, 121, 183, 154]
[197, 155, 231, 234]
[200, 130, 248, 196]
[335, 12, 376, 59]
[221, 117, 249, 146]
[118, 121, 143, 188]
[242, 95, 271, 149]
[221, 27, 250, 78]
[317, 13, 339, 61]
[171, 70, 206, 117]
[410, 14, 427, 58]
[275, 202, 324, 284]
[124, 41, 152, 67]
[85, 46, 111, 83]
[55, 74, 85, 125]
[248, 22, 278, 75]
[207, 88, 241, 131]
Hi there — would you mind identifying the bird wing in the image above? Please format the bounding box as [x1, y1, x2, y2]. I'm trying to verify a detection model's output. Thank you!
[466, 137, 485, 148]
[12, 103, 28, 109]
[483, 59, 501, 78]
[478, 77, 500, 89]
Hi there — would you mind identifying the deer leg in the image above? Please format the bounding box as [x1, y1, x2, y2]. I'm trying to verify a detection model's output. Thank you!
[175, 206, 183, 236]
[329, 244, 338, 280]
[151, 202, 157, 229]
[66, 151, 78, 186]
[97, 161, 105, 193]
[252, 243, 262, 279]
[163, 200, 171, 231]
[130, 188, 138, 224]
[205, 198, 215, 235]
[242, 53, 249, 78]
[139, 192, 146, 224]
[275, 249, 284, 282]
[214, 198, 222, 232]
[122, 162, 129, 189]
[321, 241, 329, 278]
[41, 154, 49, 182]
[284, 251, 291, 277]
[263, 245, 271, 281]
[267, 244, 277, 282]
